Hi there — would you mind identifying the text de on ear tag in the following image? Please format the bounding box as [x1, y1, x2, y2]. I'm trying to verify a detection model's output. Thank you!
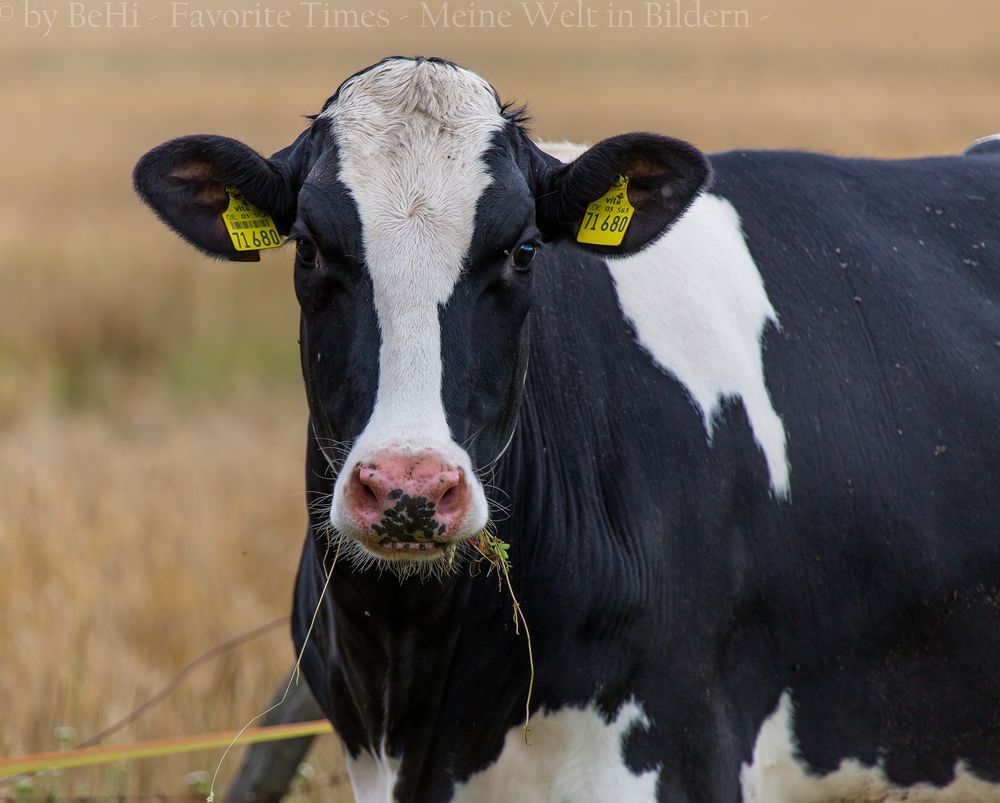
[221, 188, 282, 252]
[576, 175, 634, 247]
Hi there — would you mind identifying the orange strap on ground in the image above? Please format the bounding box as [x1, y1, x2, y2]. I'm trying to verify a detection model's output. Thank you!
[0, 720, 333, 778]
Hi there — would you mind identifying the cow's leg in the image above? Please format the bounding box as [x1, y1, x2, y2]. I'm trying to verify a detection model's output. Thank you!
[224, 670, 325, 803]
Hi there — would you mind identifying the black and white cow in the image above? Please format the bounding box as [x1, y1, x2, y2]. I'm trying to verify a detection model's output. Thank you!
[134, 57, 1000, 803]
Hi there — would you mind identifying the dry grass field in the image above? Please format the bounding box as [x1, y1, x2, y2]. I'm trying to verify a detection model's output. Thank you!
[1, 0, 999, 798]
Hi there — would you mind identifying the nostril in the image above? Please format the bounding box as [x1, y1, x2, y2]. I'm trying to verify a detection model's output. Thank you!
[438, 484, 457, 511]
[352, 467, 382, 513]
[358, 480, 379, 510]
[437, 473, 465, 515]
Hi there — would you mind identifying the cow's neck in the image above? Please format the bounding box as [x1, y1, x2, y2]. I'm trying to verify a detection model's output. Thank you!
[305, 434, 528, 791]
[491, 243, 639, 572]
[326, 559, 470, 737]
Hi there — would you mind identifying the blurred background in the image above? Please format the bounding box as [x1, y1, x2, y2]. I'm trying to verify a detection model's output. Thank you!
[1, 0, 998, 798]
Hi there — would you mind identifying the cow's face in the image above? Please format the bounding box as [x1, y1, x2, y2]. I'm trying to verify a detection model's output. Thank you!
[134, 57, 709, 573]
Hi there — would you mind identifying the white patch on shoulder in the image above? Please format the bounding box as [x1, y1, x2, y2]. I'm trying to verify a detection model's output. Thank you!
[345, 743, 400, 803]
[742, 692, 1000, 803]
[608, 194, 789, 497]
[322, 59, 502, 544]
[451, 700, 659, 803]
[539, 140, 789, 496]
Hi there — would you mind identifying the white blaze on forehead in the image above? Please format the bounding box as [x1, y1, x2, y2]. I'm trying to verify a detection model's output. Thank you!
[742, 692, 1000, 802]
[323, 60, 504, 448]
[322, 60, 502, 544]
[323, 60, 504, 452]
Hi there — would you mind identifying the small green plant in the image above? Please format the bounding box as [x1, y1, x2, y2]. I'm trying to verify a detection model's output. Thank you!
[469, 530, 535, 744]
[186, 770, 211, 798]
[53, 725, 77, 748]
[12, 777, 35, 803]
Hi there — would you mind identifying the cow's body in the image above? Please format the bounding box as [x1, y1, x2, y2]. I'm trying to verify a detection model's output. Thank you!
[133, 58, 1000, 803]
[292, 145, 1000, 802]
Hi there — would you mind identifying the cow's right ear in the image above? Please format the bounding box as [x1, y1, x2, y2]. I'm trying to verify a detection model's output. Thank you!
[133, 130, 310, 262]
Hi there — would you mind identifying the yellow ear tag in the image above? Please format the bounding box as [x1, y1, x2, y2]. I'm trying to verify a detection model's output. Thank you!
[576, 175, 634, 246]
[221, 188, 282, 252]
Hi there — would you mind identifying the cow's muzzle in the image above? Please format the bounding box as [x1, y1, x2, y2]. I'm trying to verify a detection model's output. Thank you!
[342, 450, 472, 557]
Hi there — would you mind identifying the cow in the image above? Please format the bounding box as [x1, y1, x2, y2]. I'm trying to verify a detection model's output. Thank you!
[134, 57, 1000, 803]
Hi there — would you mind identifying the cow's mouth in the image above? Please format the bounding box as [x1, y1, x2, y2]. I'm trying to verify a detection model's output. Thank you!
[369, 538, 458, 561]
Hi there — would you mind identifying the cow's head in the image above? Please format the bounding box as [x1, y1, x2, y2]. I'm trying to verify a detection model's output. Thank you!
[134, 57, 709, 574]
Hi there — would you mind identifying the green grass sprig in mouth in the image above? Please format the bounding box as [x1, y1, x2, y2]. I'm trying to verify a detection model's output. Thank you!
[469, 530, 535, 744]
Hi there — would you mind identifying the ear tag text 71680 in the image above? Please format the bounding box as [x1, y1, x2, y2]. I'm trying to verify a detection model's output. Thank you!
[222, 189, 282, 252]
[576, 175, 634, 246]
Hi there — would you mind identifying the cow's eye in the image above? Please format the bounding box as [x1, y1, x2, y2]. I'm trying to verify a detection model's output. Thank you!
[296, 236, 318, 267]
[511, 240, 537, 272]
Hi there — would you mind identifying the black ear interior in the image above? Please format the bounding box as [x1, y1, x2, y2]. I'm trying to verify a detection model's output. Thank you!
[536, 133, 711, 255]
[133, 133, 305, 261]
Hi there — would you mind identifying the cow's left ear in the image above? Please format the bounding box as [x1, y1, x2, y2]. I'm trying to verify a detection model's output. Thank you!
[133, 128, 311, 262]
[534, 133, 710, 256]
